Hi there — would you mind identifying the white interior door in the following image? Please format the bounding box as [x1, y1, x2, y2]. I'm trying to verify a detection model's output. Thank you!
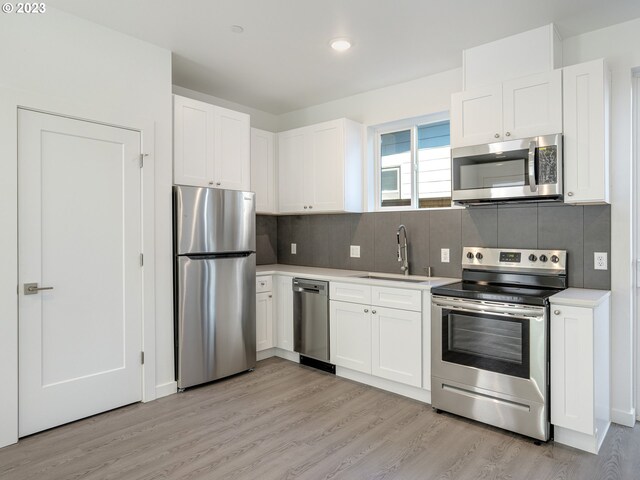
[18, 109, 143, 437]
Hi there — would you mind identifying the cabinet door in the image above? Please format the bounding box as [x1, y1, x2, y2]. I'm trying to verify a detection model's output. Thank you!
[550, 305, 594, 434]
[308, 121, 344, 212]
[450, 84, 502, 148]
[330, 300, 371, 374]
[250, 128, 276, 213]
[275, 276, 294, 351]
[213, 106, 250, 191]
[173, 95, 215, 187]
[503, 70, 562, 140]
[256, 292, 273, 351]
[563, 59, 609, 203]
[278, 130, 307, 213]
[371, 307, 421, 387]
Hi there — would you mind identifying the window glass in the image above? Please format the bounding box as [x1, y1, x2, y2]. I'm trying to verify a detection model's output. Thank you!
[378, 120, 451, 209]
[380, 130, 411, 207]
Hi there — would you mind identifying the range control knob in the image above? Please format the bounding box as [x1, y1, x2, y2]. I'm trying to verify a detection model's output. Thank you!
[528, 254, 537, 262]
[539, 254, 548, 263]
[551, 255, 560, 263]
[475, 252, 483, 260]
[466, 252, 474, 259]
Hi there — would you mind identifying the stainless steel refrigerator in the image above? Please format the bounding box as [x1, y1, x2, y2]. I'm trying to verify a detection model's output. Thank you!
[173, 185, 256, 389]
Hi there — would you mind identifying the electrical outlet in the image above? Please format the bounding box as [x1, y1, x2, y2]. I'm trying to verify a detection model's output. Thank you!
[594, 252, 607, 270]
[350, 245, 360, 258]
[441, 248, 450, 263]
[291, 243, 297, 255]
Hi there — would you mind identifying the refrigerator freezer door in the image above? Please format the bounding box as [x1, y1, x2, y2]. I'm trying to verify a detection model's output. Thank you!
[174, 186, 256, 255]
[176, 254, 256, 388]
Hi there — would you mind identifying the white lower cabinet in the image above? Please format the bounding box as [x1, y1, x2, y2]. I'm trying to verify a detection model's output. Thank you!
[330, 300, 372, 374]
[330, 282, 422, 388]
[550, 291, 610, 454]
[256, 292, 273, 352]
[275, 275, 294, 351]
[371, 306, 421, 387]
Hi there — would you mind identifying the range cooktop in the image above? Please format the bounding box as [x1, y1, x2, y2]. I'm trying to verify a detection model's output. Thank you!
[431, 247, 568, 306]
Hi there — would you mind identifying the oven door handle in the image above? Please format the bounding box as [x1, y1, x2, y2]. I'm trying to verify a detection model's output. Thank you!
[528, 140, 538, 192]
[432, 297, 545, 319]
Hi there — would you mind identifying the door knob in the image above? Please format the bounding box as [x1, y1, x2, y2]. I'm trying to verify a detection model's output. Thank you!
[505, 131, 511, 136]
[364, 309, 369, 313]
[554, 310, 560, 315]
[494, 133, 500, 138]
[372, 310, 377, 314]
[24, 283, 54, 295]
[567, 192, 574, 197]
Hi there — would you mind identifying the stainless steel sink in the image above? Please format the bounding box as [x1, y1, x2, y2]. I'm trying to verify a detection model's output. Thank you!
[354, 274, 429, 283]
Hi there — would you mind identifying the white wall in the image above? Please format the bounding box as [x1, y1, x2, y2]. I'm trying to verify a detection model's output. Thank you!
[563, 17, 640, 426]
[173, 85, 279, 132]
[277, 68, 461, 131]
[0, 8, 174, 447]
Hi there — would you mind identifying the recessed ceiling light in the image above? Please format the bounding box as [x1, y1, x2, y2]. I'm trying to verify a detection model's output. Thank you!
[330, 38, 352, 52]
[231, 25, 244, 34]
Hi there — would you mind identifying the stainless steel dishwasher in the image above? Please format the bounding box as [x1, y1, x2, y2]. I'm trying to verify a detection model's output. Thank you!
[292, 278, 334, 373]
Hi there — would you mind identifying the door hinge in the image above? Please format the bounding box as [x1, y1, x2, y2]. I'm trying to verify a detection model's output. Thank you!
[140, 253, 144, 266]
[139, 153, 148, 168]
[141, 351, 145, 365]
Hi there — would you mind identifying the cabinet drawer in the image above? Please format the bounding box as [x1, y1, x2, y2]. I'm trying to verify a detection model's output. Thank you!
[330, 282, 371, 304]
[256, 276, 272, 293]
[371, 286, 421, 312]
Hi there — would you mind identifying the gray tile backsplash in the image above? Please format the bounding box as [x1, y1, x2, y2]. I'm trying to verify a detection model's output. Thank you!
[258, 204, 611, 289]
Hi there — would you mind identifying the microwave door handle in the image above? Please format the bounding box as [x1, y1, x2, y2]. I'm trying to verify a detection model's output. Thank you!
[528, 140, 537, 192]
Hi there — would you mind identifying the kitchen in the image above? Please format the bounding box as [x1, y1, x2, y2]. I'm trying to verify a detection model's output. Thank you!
[1, 1, 639, 479]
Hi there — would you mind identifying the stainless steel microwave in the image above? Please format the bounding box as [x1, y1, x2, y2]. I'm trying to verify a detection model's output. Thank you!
[451, 134, 562, 205]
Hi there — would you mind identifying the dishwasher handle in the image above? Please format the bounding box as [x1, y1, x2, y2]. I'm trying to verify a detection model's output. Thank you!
[292, 278, 328, 296]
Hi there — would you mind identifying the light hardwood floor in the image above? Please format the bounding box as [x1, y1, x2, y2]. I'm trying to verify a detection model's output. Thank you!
[1, 357, 639, 480]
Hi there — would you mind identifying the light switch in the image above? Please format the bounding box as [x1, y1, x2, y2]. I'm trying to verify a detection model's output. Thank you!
[350, 245, 360, 258]
[291, 243, 297, 255]
[441, 248, 450, 263]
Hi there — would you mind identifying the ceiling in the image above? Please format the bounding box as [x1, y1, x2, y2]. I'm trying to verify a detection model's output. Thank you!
[48, 0, 640, 114]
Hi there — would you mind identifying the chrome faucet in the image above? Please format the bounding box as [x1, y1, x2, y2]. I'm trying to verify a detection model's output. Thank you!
[396, 224, 409, 275]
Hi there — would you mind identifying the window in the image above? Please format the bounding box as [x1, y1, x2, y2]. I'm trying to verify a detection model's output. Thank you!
[377, 119, 451, 209]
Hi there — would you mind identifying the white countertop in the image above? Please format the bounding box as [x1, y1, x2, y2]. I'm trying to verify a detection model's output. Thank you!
[550, 288, 611, 308]
[256, 264, 458, 290]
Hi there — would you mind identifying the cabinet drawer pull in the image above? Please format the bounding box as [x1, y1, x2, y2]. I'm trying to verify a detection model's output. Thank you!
[554, 310, 560, 315]
[567, 192, 574, 197]
[505, 131, 511, 136]
[304, 206, 308, 209]
[364, 309, 369, 313]
[309, 205, 313, 209]
[494, 133, 500, 138]
[268, 294, 272, 298]
[216, 182, 221, 186]
[208, 181, 214, 185]
[372, 310, 377, 314]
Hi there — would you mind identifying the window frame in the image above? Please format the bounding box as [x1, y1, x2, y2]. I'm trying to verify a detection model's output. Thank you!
[374, 112, 452, 212]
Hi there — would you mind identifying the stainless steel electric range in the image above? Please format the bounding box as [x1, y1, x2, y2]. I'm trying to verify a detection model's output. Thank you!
[431, 247, 567, 441]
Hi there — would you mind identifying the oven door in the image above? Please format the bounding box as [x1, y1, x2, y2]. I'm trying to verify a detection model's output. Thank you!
[431, 296, 547, 405]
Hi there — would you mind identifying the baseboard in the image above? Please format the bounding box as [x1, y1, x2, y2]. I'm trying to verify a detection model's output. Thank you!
[257, 348, 276, 361]
[273, 348, 300, 363]
[155, 381, 177, 399]
[336, 367, 431, 404]
[611, 407, 636, 427]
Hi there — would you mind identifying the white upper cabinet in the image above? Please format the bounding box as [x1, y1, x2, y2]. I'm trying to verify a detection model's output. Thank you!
[250, 128, 277, 214]
[563, 59, 610, 204]
[450, 84, 502, 147]
[173, 95, 215, 187]
[277, 129, 307, 213]
[451, 70, 562, 148]
[173, 94, 250, 191]
[502, 70, 562, 139]
[277, 118, 363, 214]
